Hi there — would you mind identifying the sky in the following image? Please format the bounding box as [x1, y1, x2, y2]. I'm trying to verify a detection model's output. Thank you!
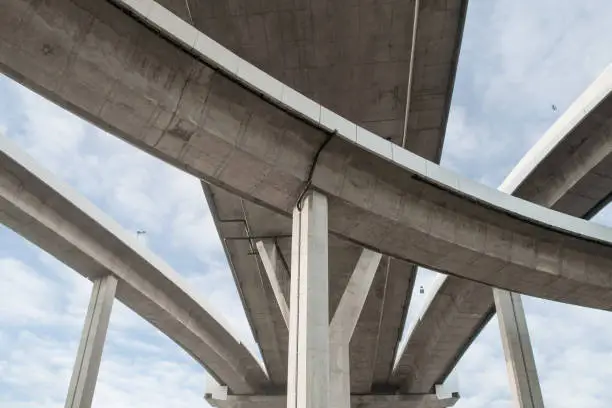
[2, 0, 612, 407]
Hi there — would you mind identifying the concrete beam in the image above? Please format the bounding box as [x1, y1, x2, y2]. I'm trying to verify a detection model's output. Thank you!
[287, 191, 329, 408]
[206, 394, 458, 408]
[0, 135, 269, 394]
[391, 65, 612, 392]
[65, 275, 117, 408]
[204, 184, 288, 386]
[330, 249, 382, 408]
[330, 249, 382, 341]
[256, 240, 290, 327]
[4, 0, 612, 309]
[494, 290, 544, 408]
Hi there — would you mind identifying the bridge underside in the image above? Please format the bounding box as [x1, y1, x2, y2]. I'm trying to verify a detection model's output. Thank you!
[205, 393, 459, 408]
[2, 0, 612, 407]
[191, 0, 468, 388]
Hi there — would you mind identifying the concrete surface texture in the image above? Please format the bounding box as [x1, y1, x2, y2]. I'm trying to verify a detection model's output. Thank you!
[153, 0, 467, 157]
[3, 0, 612, 406]
[184, 0, 469, 389]
[330, 249, 382, 408]
[65, 275, 117, 408]
[287, 191, 330, 408]
[204, 182, 416, 391]
[4, 0, 612, 307]
[493, 289, 545, 408]
[255, 240, 290, 327]
[0, 135, 268, 394]
[205, 394, 458, 408]
[392, 65, 612, 393]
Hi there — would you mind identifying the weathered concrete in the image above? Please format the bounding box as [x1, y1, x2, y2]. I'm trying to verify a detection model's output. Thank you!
[0, 135, 268, 394]
[493, 289, 544, 408]
[330, 249, 382, 408]
[152, 0, 468, 156]
[65, 274, 117, 408]
[204, 182, 415, 392]
[3, 0, 612, 310]
[204, 184, 289, 386]
[287, 191, 329, 408]
[392, 65, 612, 393]
[256, 240, 290, 327]
[192, 0, 462, 388]
[331, 250, 383, 342]
[206, 394, 458, 408]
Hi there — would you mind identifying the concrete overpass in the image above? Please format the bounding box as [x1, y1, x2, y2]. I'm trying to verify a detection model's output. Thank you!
[2, 0, 469, 394]
[140, 0, 469, 392]
[6, 0, 607, 306]
[392, 65, 612, 393]
[2, 0, 612, 407]
[0, 135, 269, 394]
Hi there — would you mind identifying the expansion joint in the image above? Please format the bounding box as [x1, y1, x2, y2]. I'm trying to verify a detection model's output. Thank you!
[295, 130, 336, 211]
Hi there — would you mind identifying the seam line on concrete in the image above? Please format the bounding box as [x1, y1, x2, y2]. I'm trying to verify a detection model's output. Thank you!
[509, 293, 538, 407]
[371, 258, 391, 383]
[401, 0, 420, 149]
[295, 131, 336, 211]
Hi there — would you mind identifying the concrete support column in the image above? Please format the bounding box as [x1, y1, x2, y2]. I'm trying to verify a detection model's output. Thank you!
[493, 289, 544, 408]
[65, 275, 117, 408]
[256, 240, 290, 327]
[287, 191, 329, 408]
[329, 249, 382, 408]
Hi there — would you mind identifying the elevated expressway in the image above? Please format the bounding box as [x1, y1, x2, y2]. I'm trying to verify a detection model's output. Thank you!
[0, 135, 268, 394]
[2, 0, 612, 406]
[392, 66, 612, 394]
[197, 0, 468, 391]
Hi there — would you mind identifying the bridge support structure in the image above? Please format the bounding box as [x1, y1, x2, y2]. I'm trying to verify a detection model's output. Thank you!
[65, 274, 117, 408]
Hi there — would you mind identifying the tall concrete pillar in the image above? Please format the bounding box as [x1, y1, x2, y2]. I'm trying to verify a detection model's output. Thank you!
[256, 240, 290, 327]
[287, 191, 329, 408]
[65, 275, 117, 408]
[329, 249, 381, 408]
[493, 289, 544, 408]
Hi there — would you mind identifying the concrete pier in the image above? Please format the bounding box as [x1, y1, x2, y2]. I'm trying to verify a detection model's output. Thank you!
[65, 275, 117, 408]
[287, 191, 329, 408]
[330, 249, 382, 408]
[494, 289, 545, 408]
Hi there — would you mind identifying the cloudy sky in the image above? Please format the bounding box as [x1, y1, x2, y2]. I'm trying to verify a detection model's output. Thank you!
[2, 0, 612, 407]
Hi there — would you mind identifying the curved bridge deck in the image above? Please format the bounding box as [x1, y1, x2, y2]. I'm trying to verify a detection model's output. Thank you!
[0, 135, 269, 394]
[2, 0, 612, 401]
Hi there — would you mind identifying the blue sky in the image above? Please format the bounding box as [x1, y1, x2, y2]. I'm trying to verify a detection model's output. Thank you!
[2, 1, 612, 407]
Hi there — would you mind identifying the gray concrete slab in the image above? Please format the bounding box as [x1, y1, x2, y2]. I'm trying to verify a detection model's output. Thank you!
[188, 0, 463, 391]
[0, 135, 269, 394]
[205, 394, 458, 408]
[4, 0, 612, 309]
[203, 184, 289, 387]
[6, 2, 612, 401]
[392, 65, 612, 393]
[152, 0, 467, 153]
[144, 1, 456, 395]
